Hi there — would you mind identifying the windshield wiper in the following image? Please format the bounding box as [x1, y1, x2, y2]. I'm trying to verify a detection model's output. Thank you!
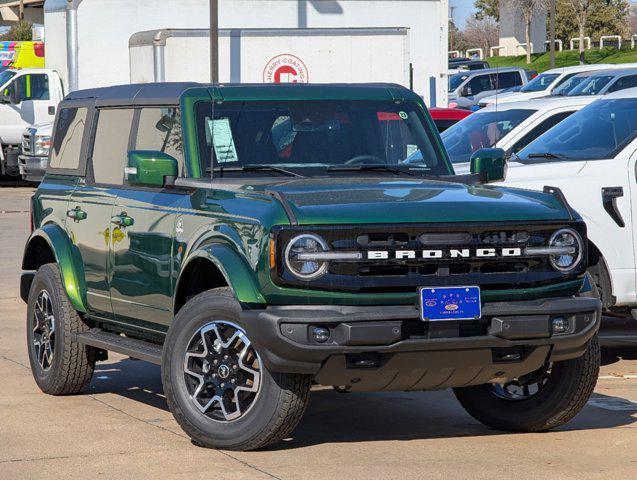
[210, 165, 304, 177]
[326, 164, 417, 176]
[526, 152, 571, 161]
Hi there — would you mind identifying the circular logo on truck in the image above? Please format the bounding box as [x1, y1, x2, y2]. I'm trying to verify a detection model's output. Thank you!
[263, 54, 309, 83]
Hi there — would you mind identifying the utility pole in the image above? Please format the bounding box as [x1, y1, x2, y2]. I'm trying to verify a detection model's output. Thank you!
[210, 0, 219, 83]
[549, 0, 556, 68]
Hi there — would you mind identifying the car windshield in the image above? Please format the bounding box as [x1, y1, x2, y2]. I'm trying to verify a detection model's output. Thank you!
[0, 69, 15, 87]
[195, 100, 450, 176]
[517, 99, 637, 162]
[440, 108, 536, 164]
[520, 73, 560, 92]
[551, 74, 591, 96]
[566, 75, 614, 96]
[449, 73, 469, 91]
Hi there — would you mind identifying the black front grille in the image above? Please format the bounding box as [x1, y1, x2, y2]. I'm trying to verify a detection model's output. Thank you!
[400, 319, 490, 339]
[274, 222, 587, 293]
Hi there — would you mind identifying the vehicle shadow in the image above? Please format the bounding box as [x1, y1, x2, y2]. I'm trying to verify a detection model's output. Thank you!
[88, 357, 637, 450]
[601, 346, 637, 367]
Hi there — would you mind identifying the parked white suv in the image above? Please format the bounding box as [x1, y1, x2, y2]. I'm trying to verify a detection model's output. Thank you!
[442, 96, 597, 173]
[479, 64, 617, 107]
[497, 88, 637, 314]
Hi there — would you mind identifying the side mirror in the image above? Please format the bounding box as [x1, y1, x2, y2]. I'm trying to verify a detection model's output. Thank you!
[470, 148, 507, 183]
[126, 150, 178, 187]
[461, 86, 472, 97]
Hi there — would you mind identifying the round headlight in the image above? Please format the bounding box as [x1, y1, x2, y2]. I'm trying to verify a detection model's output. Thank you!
[549, 228, 583, 272]
[284, 234, 329, 280]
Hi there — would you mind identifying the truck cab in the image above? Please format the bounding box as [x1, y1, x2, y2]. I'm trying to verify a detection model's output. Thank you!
[0, 68, 63, 177]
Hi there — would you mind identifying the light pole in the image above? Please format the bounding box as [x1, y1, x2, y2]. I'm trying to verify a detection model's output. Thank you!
[210, 0, 219, 83]
[549, 0, 556, 68]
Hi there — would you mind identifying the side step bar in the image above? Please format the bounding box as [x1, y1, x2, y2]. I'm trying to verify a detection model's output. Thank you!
[74, 329, 163, 365]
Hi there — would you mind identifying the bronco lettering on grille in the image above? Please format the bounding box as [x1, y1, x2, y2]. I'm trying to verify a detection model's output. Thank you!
[366, 248, 523, 260]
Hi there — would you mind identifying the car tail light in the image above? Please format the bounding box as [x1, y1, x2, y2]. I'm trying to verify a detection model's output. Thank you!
[34, 42, 44, 58]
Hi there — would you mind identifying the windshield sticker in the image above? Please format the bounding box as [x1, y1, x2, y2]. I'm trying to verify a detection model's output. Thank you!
[406, 144, 419, 157]
[399, 111, 409, 120]
[208, 118, 239, 164]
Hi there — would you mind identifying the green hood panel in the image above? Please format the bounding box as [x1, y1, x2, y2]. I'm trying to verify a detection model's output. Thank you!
[240, 178, 571, 225]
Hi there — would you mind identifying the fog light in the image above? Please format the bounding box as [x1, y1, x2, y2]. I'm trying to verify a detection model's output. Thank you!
[312, 326, 330, 343]
[552, 317, 569, 334]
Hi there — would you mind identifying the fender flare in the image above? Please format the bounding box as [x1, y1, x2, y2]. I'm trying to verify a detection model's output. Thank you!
[176, 242, 266, 305]
[22, 223, 88, 313]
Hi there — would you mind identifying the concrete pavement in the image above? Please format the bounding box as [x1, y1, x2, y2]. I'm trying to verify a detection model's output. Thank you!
[2, 186, 637, 480]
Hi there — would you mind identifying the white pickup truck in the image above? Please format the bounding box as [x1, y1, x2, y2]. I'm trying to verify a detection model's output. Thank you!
[0, 68, 63, 177]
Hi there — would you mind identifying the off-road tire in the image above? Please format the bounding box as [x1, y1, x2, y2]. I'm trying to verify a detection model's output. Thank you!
[26, 263, 96, 394]
[588, 257, 613, 310]
[454, 335, 600, 432]
[162, 288, 312, 451]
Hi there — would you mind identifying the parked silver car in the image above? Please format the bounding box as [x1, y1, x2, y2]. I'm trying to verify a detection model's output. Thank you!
[447, 67, 535, 110]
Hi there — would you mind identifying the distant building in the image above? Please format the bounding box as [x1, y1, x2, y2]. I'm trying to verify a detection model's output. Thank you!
[0, 0, 44, 26]
[499, 2, 547, 56]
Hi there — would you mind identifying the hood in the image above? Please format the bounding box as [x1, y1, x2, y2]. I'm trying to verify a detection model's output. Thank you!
[231, 177, 572, 225]
[497, 160, 587, 187]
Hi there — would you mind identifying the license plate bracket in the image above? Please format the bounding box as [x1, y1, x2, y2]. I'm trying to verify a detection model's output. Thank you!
[419, 286, 481, 322]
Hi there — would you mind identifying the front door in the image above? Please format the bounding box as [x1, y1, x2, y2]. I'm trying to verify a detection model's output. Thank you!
[108, 107, 186, 329]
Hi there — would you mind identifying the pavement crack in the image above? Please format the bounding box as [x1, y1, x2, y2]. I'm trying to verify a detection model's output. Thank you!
[88, 395, 284, 480]
[0, 450, 131, 465]
[0, 354, 30, 370]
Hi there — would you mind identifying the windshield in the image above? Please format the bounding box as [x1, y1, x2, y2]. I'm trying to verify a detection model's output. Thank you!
[0, 69, 15, 88]
[566, 75, 614, 96]
[449, 73, 469, 91]
[441, 109, 536, 164]
[551, 74, 589, 96]
[517, 99, 637, 162]
[195, 100, 450, 176]
[520, 73, 560, 92]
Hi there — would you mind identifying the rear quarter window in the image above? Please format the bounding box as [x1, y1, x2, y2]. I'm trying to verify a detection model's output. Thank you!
[48, 107, 88, 171]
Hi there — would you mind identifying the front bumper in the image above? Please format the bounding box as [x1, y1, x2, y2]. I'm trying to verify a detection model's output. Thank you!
[18, 155, 47, 182]
[240, 296, 601, 391]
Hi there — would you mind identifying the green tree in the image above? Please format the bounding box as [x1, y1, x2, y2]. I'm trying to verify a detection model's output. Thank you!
[556, 0, 629, 63]
[0, 21, 33, 42]
[475, 0, 500, 22]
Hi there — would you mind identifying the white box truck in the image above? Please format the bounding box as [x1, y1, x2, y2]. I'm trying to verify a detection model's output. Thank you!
[129, 28, 412, 89]
[44, 0, 448, 105]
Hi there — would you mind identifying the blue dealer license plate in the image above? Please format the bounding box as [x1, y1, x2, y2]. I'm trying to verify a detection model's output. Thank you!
[419, 286, 482, 321]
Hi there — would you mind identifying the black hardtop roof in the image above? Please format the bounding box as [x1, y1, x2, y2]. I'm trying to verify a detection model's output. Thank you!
[63, 82, 416, 107]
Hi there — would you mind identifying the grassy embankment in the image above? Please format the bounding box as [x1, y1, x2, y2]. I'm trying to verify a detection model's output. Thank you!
[487, 47, 637, 73]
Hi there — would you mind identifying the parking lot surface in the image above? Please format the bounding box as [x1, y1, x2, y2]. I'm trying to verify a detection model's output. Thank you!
[2, 186, 637, 480]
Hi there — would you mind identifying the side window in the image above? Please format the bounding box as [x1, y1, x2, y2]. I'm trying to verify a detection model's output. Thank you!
[497, 72, 522, 89]
[91, 109, 135, 185]
[511, 111, 574, 154]
[134, 107, 184, 175]
[466, 74, 492, 96]
[13, 74, 50, 101]
[608, 75, 637, 93]
[48, 107, 88, 171]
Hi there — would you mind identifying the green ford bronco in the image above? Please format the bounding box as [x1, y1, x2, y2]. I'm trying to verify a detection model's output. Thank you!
[21, 82, 601, 451]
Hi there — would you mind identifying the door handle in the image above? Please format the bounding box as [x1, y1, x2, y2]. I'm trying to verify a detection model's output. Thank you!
[601, 187, 625, 228]
[66, 206, 87, 222]
[111, 212, 134, 227]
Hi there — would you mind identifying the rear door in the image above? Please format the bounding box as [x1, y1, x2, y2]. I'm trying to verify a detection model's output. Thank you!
[109, 106, 187, 329]
[68, 107, 135, 317]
